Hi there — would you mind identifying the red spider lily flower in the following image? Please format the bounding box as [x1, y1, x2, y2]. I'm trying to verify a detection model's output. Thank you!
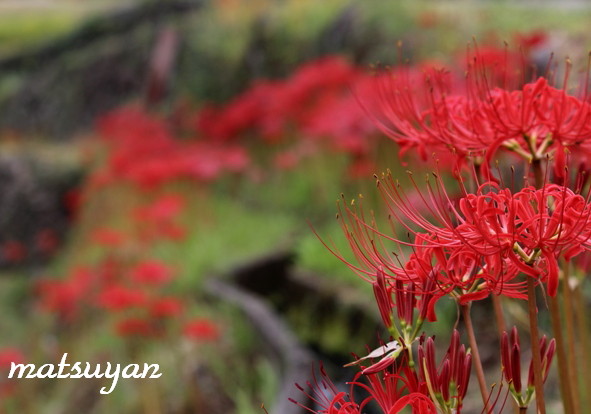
[0, 348, 25, 369]
[196, 80, 282, 141]
[338, 172, 591, 297]
[373, 269, 395, 328]
[527, 335, 556, 389]
[37, 280, 84, 320]
[475, 75, 591, 179]
[273, 150, 301, 170]
[367, 50, 591, 180]
[158, 223, 187, 241]
[183, 318, 220, 341]
[149, 297, 183, 318]
[91, 228, 127, 247]
[514, 30, 548, 52]
[327, 179, 523, 302]
[97, 107, 251, 189]
[133, 194, 185, 222]
[195, 56, 365, 151]
[417, 332, 472, 412]
[371, 269, 437, 343]
[97, 285, 148, 311]
[364, 64, 480, 170]
[0, 348, 25, 398]
[36, 267, 94, 321]
[129, 260, 173, 285]
[291, 363, 435, 414]
[98, 107, 171, 146]
[456, 183, 591, 296]
[355, 369, 435, 414]
[115, 317, 158, 338]
[501, 327, 555, 408]
[2, 240, 26, 264]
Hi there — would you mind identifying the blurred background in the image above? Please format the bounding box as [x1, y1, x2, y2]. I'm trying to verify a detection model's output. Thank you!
[0, 0, 590, 412]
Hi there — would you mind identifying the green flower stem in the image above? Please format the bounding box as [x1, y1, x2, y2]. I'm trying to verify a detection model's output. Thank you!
[548, 292, 574, 414]
[573, 281, 591, 409]
[460, 304, 489, 411]
[561, 260, 581, 414]
[526, 277, 546, 414]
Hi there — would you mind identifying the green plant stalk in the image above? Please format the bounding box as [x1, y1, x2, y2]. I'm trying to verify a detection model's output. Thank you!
[491, 294, 507, 340]
[573, 282, 591, 408]
[548, 292, 573, 414]
[526, 277, 546, 414]
[460, 304, 489, 411]
[528, 157, 547, 414]
[561, 261, 581, 414]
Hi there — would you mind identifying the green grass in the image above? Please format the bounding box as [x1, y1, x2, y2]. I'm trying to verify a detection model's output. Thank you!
[0, 1, 140, 55]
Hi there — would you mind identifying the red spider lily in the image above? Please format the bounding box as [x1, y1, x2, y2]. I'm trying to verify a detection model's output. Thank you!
[302, 73, 379, 159]
[97, 285, 148, 311]
[368, 60, 508, 170]
[456, 183, 591, 296]
[417, 332, 472, 413]
[133, 195, 188, 243]
[273, 150, 301, 170]
[157, 223, 187, 242]
[372, 268, 437, 343]
[196, 57, 361, 144]
[501, 327, 555, 408]
[196, 80, 283, 142]
[334, 170, 591, 297]
[513, 30, 548, 53]
[90, 228, 127, 247]
[2, 240, 26, 264]
[0, 348, 25, 369]
[367, 49, 591, 180]
[327, 178, 524, 302]
[191, 54, 387, 177]
[291, 362, 435, 414]
[37, 267, 95, 321]
[129, 260, 173, 285]
[97, 107, 250, 189]
[0, 348, 25, 398]
[115, 317, 158, 338]
[149, 297, 184, 318]
[183, 318, 220, 341]
[133, 194, 185, 222]
[476, 76, 591, 179]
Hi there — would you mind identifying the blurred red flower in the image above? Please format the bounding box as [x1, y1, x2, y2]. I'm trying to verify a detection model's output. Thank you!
[91, 228, 127, 247]
[183, 319, 220, 341]
[150, 297, 184, 318]
[130, 260, 173, 285]
[97, 285, 147, 311]
[2, 240, 26, 263]
[0, 348, 25, 369]
[116, 318, 157, 337]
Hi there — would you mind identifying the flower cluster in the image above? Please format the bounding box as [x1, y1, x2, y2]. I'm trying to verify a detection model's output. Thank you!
[334, 173, 591, 307]
[294, 42, 591, 414]
[36, 193, 219, 343]
[371, 56, 591, 180]
[94, 108, 250, 189]
[190, 56, 384, 176]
